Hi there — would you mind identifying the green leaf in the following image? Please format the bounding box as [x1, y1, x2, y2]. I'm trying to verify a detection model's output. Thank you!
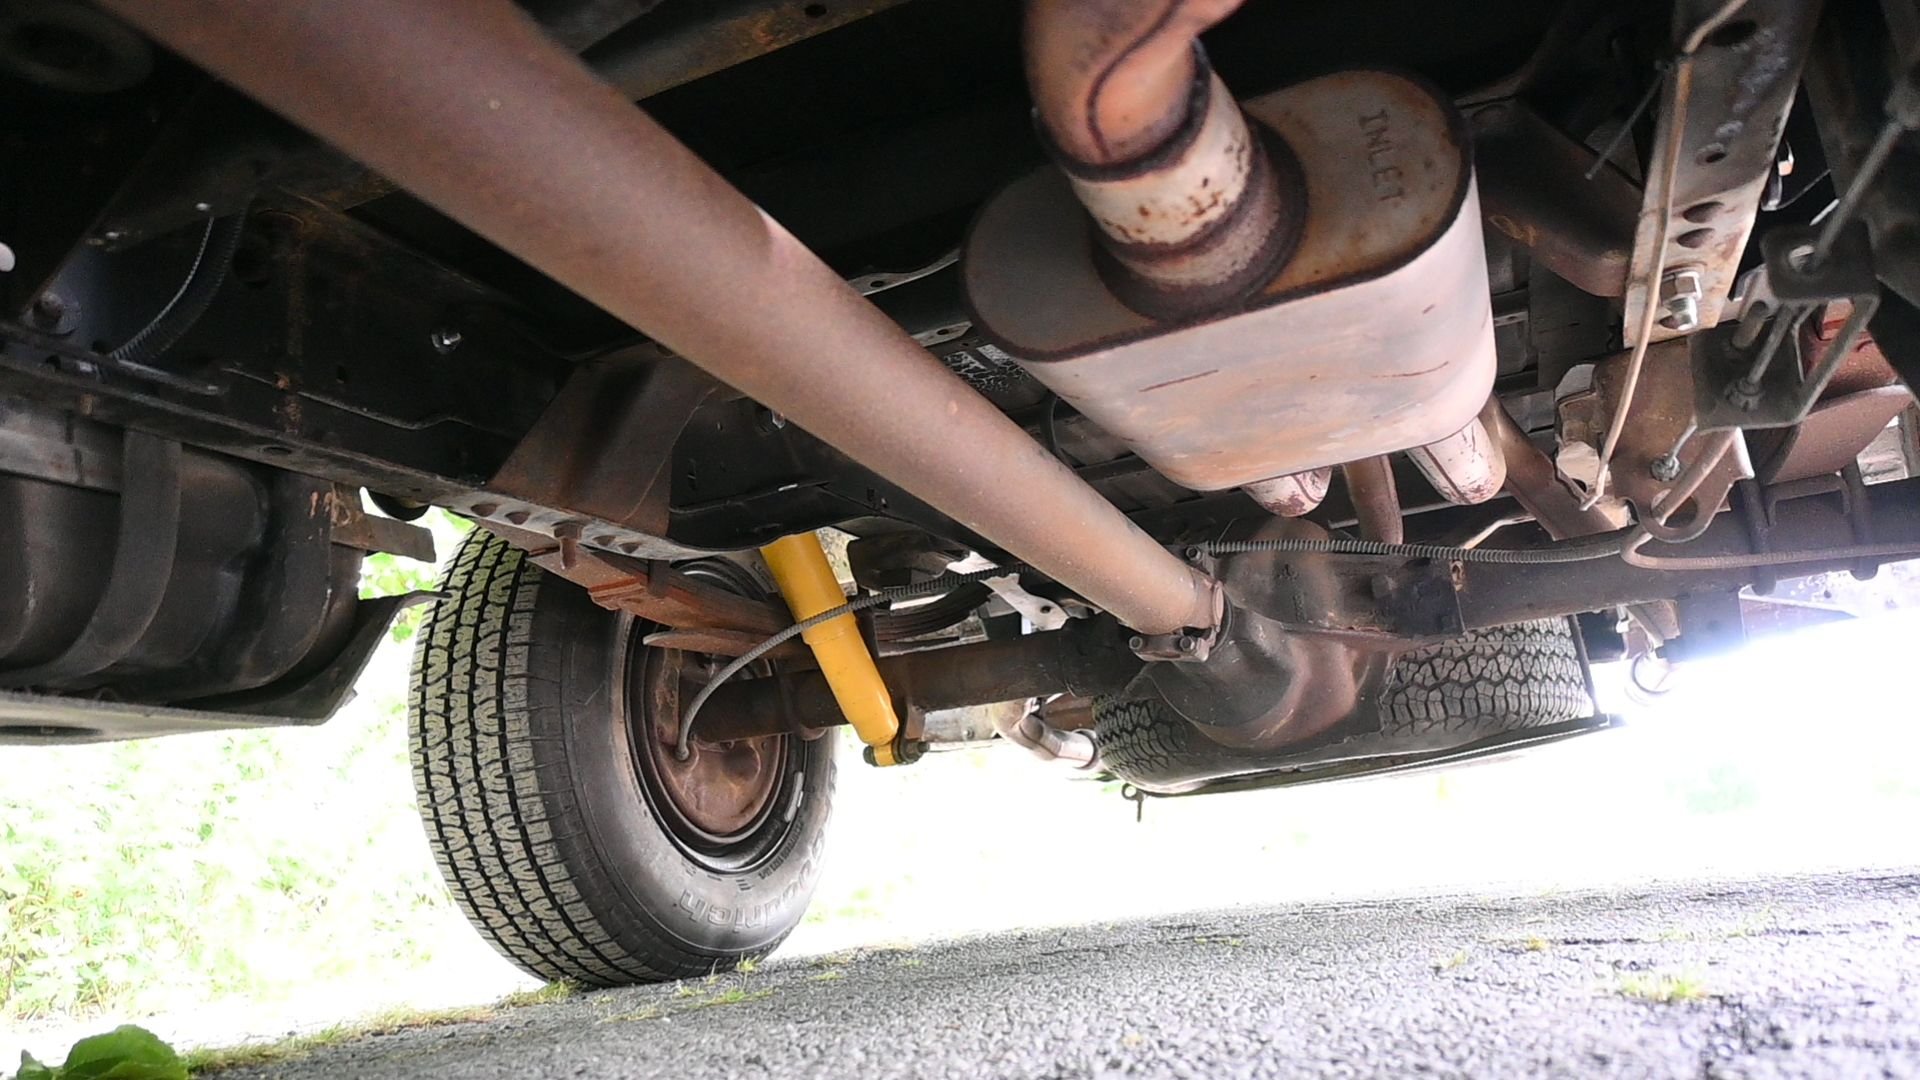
[15, 1051, 57, 1080]
[57, 1026, 186, 1080]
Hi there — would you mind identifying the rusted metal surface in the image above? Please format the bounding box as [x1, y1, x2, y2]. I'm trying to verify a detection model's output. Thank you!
[590, 0, 912, 102]
[1621, 0, 1821, 345]
[1407, 417, 1507, 506]
[1558, 341, 1753, 542]
[1341, 457, 1404, 544]
[697, 621, 1143, 743]
[480, 520, 789, 634]
[1478, 397, 1628, 540]
[1059, 67, 1303, 319]
[1141, 516, 1392, 750]
[642, 626, 809, 661]
[1807, 301, 1902, 397]
[1470, 101, 1639, 298]
[635, 641, 783, 833]
[1457, 476, 1920, 628]
[323, 486, 437, 562]
[1024, 0, 1243, 167]
[487, 350, 717, 538]
[1039, 693, 1096, 731]
[1243, 467, 1331, 517]
[1024, 0, 1301, 316]
[102, 0, 1221, 639]
[1754, 385, 1916, 484]
[966, 70, 1494, 491]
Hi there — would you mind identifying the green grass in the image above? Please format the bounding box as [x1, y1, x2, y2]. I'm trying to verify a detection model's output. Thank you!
[179, 983, 571, 1073]
[0, 700, 457, 1022]
[1613, 970, 1710, 1003]
[497, 981, 575, 1008]
[0, 533, 464, 1025]
[0, 518, 467, 1025]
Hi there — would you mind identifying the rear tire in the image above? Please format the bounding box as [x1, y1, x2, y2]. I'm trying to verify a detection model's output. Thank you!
[409, 530, 834, 985]
[1097, 618, 1593, 789]
[1376, 617, 1592, 740]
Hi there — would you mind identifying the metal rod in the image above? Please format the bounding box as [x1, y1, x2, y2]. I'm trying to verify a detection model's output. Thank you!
[99, 0, 1221, 637]
[1812, 116, 1906, 266]
[1588, 53, 1696, 508]
[1340, 457, 1405, 545]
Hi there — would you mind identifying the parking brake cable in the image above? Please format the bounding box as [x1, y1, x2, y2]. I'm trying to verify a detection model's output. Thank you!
[109, 213, 246, 367]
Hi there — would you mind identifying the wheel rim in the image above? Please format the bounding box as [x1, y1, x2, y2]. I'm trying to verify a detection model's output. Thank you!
[620, 565, 805, 872]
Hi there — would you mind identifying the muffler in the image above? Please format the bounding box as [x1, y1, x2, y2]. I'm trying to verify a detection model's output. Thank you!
[968, 40, 1498, 505]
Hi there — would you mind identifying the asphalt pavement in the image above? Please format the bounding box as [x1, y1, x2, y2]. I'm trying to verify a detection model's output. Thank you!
[211, 868, 1920, 1078]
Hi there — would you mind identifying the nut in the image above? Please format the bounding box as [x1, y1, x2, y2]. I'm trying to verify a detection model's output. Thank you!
[1657, 268, 1705, 332]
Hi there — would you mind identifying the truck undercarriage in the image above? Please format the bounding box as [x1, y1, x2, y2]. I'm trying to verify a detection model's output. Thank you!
[4, 0, 1918, 983]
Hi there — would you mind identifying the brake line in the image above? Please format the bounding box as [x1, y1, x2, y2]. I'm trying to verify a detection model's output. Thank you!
[1584, 0, 1752, 509]
[1187, 535, 1628, 564]
[673, 562, 1022, 761]
[1613, 431, 1920, 569]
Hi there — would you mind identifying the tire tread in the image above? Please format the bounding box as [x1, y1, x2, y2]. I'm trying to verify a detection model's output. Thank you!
[410, 532, 729, 985]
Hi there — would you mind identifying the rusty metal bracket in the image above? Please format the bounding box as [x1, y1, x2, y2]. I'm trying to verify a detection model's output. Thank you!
[487, 350, 718, 538]
[1559, 342, 1754, 543]
[479, 519, 788, 635]
[1622, 0, 1820, 346]
[324, 485, 437, 562]
[1690, 224, 1883, 432]
[1471, 101, 1639, 298]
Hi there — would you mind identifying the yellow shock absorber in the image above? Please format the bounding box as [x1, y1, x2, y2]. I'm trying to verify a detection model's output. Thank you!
[758, 532, 904, 766]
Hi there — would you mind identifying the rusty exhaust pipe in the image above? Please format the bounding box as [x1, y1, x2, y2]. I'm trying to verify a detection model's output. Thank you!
[1479, 397, 1630, 540]
[100, 0, 1219, 637]
[1024, 0, 1302, 319]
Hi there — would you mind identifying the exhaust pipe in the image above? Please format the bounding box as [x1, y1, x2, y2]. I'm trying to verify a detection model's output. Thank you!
[1024, 0, 1302, 318]
[98, 0, 1220, 638]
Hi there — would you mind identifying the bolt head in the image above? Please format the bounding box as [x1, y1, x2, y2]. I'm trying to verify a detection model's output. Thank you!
[1128, 635, 1146, 652]
[1175, 635, 1197, 654]
[1649, 454, 1682, 482]
[429, 328, 463, 354]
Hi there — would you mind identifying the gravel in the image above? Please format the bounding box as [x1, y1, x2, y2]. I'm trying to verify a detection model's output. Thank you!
[209, 868, 1920, 1079]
